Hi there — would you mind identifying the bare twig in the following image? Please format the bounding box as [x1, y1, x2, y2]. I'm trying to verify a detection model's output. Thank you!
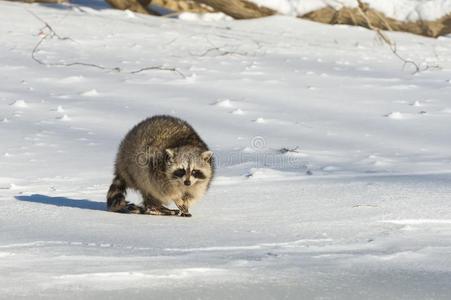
[190, 46, 250, 57]
[129, 66, 186, 77]
[372, 9, 393, 31]
[356, 0, 440, 75]
[356, 0, 392, 45]
[279, 146, 301, 154]
[28, 9, 72, 41]
[189, 35, 255, 57]
[28, 10, 185, 78]
[388, 44, 420, 74]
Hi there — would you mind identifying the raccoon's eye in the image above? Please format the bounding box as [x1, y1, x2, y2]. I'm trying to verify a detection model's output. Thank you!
[191, 169, 206, 179]
[173, 169, 186, 178]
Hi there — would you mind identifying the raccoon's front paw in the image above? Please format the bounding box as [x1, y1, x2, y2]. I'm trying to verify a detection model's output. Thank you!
[143, 206, 181, 216]
[180, 212, 192, 217]
[159, 206, 180, 216]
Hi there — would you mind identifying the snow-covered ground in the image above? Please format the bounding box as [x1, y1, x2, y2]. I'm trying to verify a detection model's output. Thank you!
[251, 0, 451, 21]
[1, 1, 451, 299]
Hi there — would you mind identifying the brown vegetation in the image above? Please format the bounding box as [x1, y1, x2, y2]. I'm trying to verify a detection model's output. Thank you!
[5, 0, 451, 37]
[152, 0, 215, 14]
[105, 0, 158, 15]
[301, 3, 451, 38]
[193, 0, 275, 19]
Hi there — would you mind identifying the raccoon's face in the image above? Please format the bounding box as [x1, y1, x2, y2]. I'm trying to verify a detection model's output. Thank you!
[165, 146, 213, 187]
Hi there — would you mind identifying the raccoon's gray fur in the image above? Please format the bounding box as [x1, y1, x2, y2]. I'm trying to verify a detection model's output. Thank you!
[107, 115, 214, 217]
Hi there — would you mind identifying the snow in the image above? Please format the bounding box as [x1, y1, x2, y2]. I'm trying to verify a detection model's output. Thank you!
[10, 99, 29, 108]
[213, 99, 234, 108]
[380, 219, 451, 225]
[80, 88, 99, 97]
[56, 105, 65, 113]
[58, 114, 71, 121]
[251, 0, 451, 21]
[178, 12, 232, 22]
[1, 1, 451, 299]
[231, 108, 245, 115]
[385, 111, 405, 119]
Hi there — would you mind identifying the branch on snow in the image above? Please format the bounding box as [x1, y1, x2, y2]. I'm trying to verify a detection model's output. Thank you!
[29, 10, 185, 78]
[354, 0, 441, 75]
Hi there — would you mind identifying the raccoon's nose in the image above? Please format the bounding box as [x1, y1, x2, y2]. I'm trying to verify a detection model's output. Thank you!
[184, 180, 191, 186]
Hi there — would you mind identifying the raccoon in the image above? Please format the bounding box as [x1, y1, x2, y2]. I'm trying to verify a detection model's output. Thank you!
[107, 115, 214, 217]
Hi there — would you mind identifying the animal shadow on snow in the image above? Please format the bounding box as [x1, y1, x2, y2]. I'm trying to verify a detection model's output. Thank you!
[38, 0, 173, 15]
[15, 194, 105, 211]
[38, 0, 110, 10]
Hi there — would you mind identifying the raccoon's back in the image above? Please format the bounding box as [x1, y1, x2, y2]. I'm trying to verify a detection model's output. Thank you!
[116, 115, 209, 169]
[123, 115, 207, 150]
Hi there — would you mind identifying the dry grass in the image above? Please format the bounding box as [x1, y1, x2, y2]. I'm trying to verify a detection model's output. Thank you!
[153, 0, 215, 13]
[301, 3, 451, 38]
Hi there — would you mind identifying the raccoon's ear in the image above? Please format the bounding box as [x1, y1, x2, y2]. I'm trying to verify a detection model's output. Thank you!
[201, 150, 213, 162]
[165, 148, 175, 162]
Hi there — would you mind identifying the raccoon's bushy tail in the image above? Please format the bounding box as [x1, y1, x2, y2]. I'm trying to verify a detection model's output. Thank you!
[107, 175, 127, 212]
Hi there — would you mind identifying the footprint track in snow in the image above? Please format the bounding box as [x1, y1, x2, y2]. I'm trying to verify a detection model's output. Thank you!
[164, 238, 333, 252]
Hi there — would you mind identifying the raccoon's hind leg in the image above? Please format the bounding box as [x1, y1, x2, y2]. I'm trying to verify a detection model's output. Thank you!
[107, 175, 145, 214]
